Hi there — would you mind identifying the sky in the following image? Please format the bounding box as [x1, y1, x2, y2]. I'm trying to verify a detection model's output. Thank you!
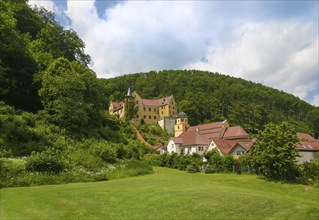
[28, 0, 318, 106]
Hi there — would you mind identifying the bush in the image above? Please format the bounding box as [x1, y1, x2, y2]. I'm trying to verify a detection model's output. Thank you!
[143, 153, 160, 166]
[186, 163, 200, 173]
[210, 154, 223, 173]
[298, 159, 319, 187]
[107, 160, 153, 179]
[204, 164, 215, 174]
[26, 148, 65, 173]
[222, 155, 236, 173]
[0, 167, 112, 188]
[64, 147, 105, 172]
[0, 158, 27, 181]
[92, 142, 117, 164]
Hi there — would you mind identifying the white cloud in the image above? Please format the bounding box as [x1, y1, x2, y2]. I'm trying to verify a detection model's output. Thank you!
[66, 0, 211, 77]
[34, 0, 318, 105]
[188, 22, 318, 102]
[28, 0, 58, 13]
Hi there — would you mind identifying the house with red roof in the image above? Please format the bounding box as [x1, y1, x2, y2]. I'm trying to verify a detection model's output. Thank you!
[166, 120, 256, 157]
[296, 133, 318, 163]
[109, 101, 124, 119]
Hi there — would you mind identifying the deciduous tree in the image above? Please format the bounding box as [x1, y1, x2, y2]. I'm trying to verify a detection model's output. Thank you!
[245, 121, 299, 180]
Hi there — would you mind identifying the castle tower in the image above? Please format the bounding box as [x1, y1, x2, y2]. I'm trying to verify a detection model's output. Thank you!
[174, 111, 190, 137]
[124, 87, 135, 121]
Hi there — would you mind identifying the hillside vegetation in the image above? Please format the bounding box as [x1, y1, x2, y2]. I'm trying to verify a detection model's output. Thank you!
[0, 0, 154, 188]
[1, 167, 318, 220]
[102, 70, 318, 136]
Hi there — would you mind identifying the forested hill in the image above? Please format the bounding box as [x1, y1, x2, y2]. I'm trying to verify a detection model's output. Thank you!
[0, 0, 317, 139]
[102, 70, 318, 136]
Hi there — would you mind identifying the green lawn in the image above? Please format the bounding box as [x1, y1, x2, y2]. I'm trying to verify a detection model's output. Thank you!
[1, 167, 318, 219]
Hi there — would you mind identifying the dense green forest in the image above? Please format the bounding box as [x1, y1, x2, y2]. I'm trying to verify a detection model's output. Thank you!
[0, 0, 154, 187]
[0, 1, 318, 187]
[102, 70, 318, 136]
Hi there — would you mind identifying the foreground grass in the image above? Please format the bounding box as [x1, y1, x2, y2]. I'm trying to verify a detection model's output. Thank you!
[1, 167, 318, 219]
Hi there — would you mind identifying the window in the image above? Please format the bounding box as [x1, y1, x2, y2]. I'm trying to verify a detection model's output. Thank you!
[136, 115, 139, 118]
[172, 144, 174, 149]
[149, 115, 151, 119]
[236, 151, 245, 155]
[178, 126, 180, 129]
[154, 108, 156, 112]
[143, 107, 146, 111]
[181, 118, 184, 122]
[198, 146, 204, 151]
[154, 116, 156, 119]
[161, 111, 163, 115]
[149, 107, 151, 112]
[143, 115, 146, 119]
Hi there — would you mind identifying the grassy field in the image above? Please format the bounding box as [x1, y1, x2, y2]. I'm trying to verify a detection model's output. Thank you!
[1, 167, 318, 219]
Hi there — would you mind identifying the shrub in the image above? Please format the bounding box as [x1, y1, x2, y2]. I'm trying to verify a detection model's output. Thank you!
[26, 148, 65, 173]
[204, 164, 215, 174]
[0, 167, 112, 188]
[92, 142, 117, 164]
[143, 153, 160, 166]
[186, 163, 200, 173]
[210, 154, 223, 173]
[298, 159, 319, 187]
[107, 160, 153, 179]
[0, 158, 27, 181]
[64, 147, 105, 172]
[178, 155, 188, 170]
[222, 155, 236, 173]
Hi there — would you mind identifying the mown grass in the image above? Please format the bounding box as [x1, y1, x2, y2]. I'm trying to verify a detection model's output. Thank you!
[1, 167, 318, 219]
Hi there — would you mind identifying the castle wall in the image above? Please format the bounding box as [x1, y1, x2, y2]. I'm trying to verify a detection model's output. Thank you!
[158, 117, 176, 135]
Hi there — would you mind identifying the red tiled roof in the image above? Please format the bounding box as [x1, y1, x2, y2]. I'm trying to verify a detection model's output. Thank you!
[187, 121, 225, 139]
[179, 130, 208, 146]
[171, 137, 183, 144]
[295, 141, 319, 151]
[142, 99, 159, 106]
[141, 95, 174, 107]
[212, 138, 238, 155]
[295, 133, 319, 151]
[111, 101, 123, 112]
[188, 121, 224, 132]
[297, 133, 317, 142]
[223, 126, 249, 140]
[238, 141, 254, 150]
[157, 96, 174, 106]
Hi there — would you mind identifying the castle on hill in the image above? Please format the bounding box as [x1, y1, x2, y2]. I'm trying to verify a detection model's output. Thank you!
[109, 88, 187, 135]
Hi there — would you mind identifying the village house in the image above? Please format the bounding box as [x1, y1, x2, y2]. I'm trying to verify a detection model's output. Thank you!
[166, 119, 256, 157]
[295, 132, 318, 164]
[109, 101, 124, 119]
